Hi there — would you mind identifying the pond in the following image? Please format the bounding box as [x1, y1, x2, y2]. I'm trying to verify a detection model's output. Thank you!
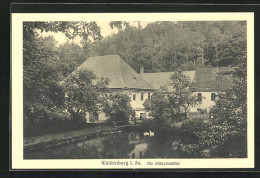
[24, 130, 204, 159]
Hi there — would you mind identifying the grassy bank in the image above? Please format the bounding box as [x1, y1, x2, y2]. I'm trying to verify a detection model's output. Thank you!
[137, 117, 247, 158]
[24, 124, 122, 154]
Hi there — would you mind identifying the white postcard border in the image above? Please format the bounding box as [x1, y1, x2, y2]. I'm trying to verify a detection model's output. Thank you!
[11, 12, 254, 169]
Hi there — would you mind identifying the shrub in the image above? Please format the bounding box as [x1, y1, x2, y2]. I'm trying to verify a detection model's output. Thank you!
[102, 93, 134, 123]
[23, 106, 88, 137]
[138, 119, 156, 130]
[143, 91, 174, 128]
[176, 116, 247, 158]
[179, 118, 212, 135]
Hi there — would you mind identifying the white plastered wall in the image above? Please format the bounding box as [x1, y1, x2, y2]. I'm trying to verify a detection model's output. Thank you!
[189, 92, 218, 112]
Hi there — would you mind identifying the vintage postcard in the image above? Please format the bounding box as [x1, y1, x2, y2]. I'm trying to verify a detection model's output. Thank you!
[11, 12, 254, 169]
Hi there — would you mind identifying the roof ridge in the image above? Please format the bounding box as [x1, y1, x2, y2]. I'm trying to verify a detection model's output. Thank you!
[88, 54, 120, 59]
[140, 71, 197, 75]
[141, 71, 174, 74]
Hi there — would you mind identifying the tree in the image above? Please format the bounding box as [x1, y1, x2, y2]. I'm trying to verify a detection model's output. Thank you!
[168, 70, 198, 121]
[23, 22, 102, 136]
[217, 22, 247, 66]
[86, 21, 246, 73]
[144, 71, 198, 127]
[143, 89, 172, 128]
[211, 56, 247, 124]
[195, 57, 247, 157]
[109, 21, 130, 31]
[102, 93, 134, 123]
[23, 35, 67, 136]
[62, 69, 109, 122]
[58, 41, 85, 77]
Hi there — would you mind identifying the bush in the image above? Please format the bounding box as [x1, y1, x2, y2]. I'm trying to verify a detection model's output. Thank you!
[175, 116, 247, 158]
[102, 93, 134, 123]
[143, 91, 174, 128]
[138, 119, 156, 130]
[23, 106, 88, 137]
[178, 118, 212, 135]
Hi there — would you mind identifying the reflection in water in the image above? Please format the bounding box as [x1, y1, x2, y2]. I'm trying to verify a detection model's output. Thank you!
[129, 143, 148, 158]
[24, 131, 201, 159]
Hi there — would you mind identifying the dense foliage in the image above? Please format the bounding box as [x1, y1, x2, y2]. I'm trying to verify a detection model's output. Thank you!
[102, 93, 134, 123]
[143, 72, 197, 127]
[168, 70, 198, 120]
[173, 59, 247, 158]
[62, 70, 109, 122]
[85, 21, 246, 72]
[23, 22, 103, 136]
[23, 34, 67, 136]
[202, 59, 247, 157]
[143, 90, 172, 128]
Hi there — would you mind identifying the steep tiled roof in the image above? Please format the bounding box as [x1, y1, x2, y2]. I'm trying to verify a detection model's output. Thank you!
[140, 68, 233, 92]
[77, 55, 153, 90]
[140, 71, 196, 90]
[192, 67, 234, 92]
[140, 72, 173, 90]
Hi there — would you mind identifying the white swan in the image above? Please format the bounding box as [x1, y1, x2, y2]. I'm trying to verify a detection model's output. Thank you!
[143, 132, 149, 136]
[149, 130, 154, 136]
[143, 131, 155, 137]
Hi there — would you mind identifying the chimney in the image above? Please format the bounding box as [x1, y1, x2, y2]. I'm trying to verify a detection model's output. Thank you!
[140, 67, 144, 74]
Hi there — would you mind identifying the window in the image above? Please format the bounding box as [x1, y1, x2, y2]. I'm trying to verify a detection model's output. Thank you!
[148, 93, 151, 99]
[133, 94, 136, 101]
[211, 93, 216, 101]
[197, 93, 202, 101]
[141, 93, 144, 101]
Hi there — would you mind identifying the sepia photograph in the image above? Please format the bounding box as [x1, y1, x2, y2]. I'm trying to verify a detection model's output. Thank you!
[11, 12, 254, 169]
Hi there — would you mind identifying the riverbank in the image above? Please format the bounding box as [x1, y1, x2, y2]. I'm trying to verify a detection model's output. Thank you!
[24, 124, 123, 154]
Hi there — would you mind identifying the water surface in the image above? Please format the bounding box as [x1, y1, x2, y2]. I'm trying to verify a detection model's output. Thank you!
[24, 131, 202, 159]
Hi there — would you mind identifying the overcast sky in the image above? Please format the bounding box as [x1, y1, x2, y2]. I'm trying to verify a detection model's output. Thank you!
[41, 21, 152, 46]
